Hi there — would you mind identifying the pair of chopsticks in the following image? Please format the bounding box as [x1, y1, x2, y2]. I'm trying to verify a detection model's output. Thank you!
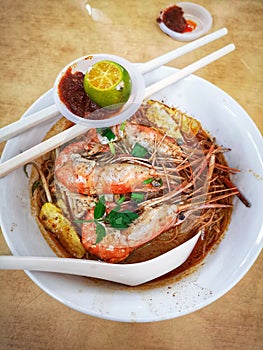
[0, 28, 234, 178]
[0, 28, 228, 143]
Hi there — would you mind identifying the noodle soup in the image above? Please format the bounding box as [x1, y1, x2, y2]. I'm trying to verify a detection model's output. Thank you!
[29, 100, 246, 280]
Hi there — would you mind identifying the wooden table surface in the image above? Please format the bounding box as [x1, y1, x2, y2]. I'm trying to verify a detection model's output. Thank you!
[0, 1, 262, 349]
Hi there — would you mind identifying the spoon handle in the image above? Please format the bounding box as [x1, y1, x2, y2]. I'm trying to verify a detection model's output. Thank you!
[0, 255, 131, 285]
[0, 231, 201, 286]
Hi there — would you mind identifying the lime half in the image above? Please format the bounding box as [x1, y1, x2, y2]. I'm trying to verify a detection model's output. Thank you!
[83, 60, 132, 109]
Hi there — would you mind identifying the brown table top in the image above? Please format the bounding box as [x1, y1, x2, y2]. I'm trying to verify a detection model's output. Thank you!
[0, 1, 262, 349]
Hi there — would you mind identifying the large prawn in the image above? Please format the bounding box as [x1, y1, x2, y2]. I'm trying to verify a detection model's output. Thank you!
[81, 197, 235, 263]
[54, 122, 183, 196]
[82, 203, 188, 263]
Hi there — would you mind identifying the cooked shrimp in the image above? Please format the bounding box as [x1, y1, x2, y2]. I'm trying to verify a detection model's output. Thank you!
[54, 122, 181, 195]
[82, 204, 187, 263]
[56, 157, 160, 195]
[118, 122, 183, 158]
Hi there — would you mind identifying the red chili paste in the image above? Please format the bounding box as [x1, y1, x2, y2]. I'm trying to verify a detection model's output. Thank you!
[157, 5, 196, 33]
[58, 68, 100, 119]
[58, 68, 121, 120]
[184, 19, 197, 32]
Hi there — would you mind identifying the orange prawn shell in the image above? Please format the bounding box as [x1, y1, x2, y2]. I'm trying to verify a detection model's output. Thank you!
[81, 209, 132, 263]
[81, 204, 183, 263]
[54, 124, 164, 196]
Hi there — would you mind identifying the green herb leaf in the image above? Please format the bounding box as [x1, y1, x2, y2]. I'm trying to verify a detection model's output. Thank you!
[106, 209, 139, 229]
[94, 196, 106, 220]
[122, 210, 139, 221]
[143, 177, 154, 185]
[117, 195, 126, 204]
[106, 207, 119, 221]
[97, 127, 116, 141]
[95, 222, 106, 243]
[143, 177, 163, 187]
[75, 195, 138, 236]
[131, 192, 144, 203]
[131, 143, 148, 158]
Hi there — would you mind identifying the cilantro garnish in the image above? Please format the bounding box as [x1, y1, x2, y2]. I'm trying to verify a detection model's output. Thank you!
[131, 143, 148, 158]
[93, 196, 106, 219]
[105, 208, 139, 229]
[96, 128, 116, 154]
[74, 195, 139, 243]
[97, 127, 116, 141]
[131, 192, 144, 203]
[117, 195, 126, 205]
[95, 222, 106, 244]
[143, 178, 154, 185]
[143, 178, 163, 187]
[104, 195, 139, 229]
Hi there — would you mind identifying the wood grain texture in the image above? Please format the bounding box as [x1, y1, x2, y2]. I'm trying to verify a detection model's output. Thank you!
[0, 1, 262, 349]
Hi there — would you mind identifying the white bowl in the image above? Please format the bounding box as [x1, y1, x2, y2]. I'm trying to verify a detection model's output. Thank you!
[53, 54, 145, 128]
[158, 2, 213, 41]
[0, 65, 262, 322]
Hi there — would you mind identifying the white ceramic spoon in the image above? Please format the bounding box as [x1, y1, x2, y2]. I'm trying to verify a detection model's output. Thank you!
[0, 231, 201, 286]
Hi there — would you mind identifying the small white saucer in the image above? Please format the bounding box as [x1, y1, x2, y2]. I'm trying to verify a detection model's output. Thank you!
[158, 2, 213, 41]
[53, 54, 145, 128]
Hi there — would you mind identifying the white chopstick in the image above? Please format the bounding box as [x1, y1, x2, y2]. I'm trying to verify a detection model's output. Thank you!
[0, 43, 235, 178]
[0, 104, 60, 143]
[144, 44, 235, 98]
[137, 27, 228, 75]
[0, 28, 228, 143]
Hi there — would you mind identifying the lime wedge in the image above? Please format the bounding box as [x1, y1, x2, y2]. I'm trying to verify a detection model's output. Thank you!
[83, 60, 132, 109]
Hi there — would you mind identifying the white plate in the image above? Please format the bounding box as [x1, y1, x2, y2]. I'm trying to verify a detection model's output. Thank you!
[1, 66, 262, 322]
[158, 2, 213, 41]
